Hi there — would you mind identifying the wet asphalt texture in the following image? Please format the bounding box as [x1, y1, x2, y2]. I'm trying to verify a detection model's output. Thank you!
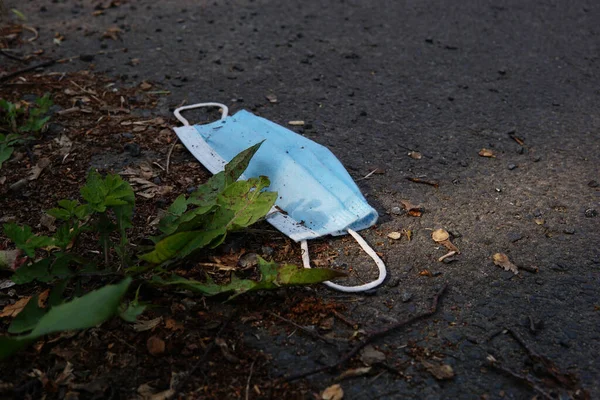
[7, 0, 600, 398]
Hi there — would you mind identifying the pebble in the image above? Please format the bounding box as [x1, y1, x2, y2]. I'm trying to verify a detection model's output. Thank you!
[238, 253, 259, 269]
[387, 277, 401, 288]
[186, 186, 196, 194]
[442, 256, 458, 264]
[261, 246, 274, 256]
[507, 232, 523, 242]
[588, 180, 599, 188]
[507, 163, 517, 170]
[401, 292, 413, 302]
[533, 155, 542, 162]
[584, 208, 597, 218]
[563, 228, 575, 234]
[391, 206, 403, 215]
[122, 132, 134, 139]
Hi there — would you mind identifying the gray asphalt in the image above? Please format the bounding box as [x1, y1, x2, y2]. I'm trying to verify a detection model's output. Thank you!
[9, 0, 600, 398]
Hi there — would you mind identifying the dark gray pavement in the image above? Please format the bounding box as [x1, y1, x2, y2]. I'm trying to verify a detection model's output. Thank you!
[7, 0, 600, 398]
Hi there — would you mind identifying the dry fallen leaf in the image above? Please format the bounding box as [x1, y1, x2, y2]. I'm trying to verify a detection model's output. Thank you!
[408, 151, 422, 160]
[102, 26, 122, 40]
[140, 81, 152, 90]
[403, 229, 412, 241]
[387, 231, 401, 240]
[419, 269, 433, 277]
[336, 367, 372, 381]
[400, 199, 423, 217]
[147, 335, 165, 356]
[133, 317, 162, 332]
[164, 318, 184, 332]
[422, 360, 454, 380]
[28, 158, 51, 181]
[288, 120, 305, 126]
[0, 297, 31, 318]
[492, 253, 519, 275]
[479, 148, 496, 158]
[432, 229, 449, 242]
[322, 384, 344, 400]
[432, 229, 460, 253]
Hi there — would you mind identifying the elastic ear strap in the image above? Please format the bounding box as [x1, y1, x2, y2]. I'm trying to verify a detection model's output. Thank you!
[301, 228, 387, 293]
[174, 102, 229, 126]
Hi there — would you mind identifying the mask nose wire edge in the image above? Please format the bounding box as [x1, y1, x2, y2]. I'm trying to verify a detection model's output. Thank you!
[301, 228, 387, 292]
[174, 102, 229, 126]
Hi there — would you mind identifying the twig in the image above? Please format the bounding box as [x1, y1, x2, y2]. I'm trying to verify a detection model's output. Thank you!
[0, 59, 56, 83]
[284, 284, 448, 382]
[489, 362, 553, 400]
[165, 135, 178, 175]
[173, 312, 235, 394]
[406, 177, 439, 188]
[268, 311, 336, 347]
[0, 49, 26, 62]
[245, 360, 256, 400]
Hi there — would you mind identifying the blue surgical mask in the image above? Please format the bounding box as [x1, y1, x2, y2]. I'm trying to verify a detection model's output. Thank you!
[173, 103, 386, 292]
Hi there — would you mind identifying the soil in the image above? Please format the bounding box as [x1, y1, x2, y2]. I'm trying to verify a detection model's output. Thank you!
[1, 1, 599, 399]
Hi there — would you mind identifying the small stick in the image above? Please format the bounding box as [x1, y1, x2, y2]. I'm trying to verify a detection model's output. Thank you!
[268, 311, 336, 346]
[245, 360, 256, 400]
[284, 284, 448, 382]
[489, 362, 553, 400]
[165, 135, 178, 174]
[0, 59, 56, 83]
[406, 177, 439, 188]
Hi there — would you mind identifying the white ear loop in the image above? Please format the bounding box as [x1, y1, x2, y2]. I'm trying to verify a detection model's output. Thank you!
[174, 102, 229, 126]
[301, 228, 387, 292]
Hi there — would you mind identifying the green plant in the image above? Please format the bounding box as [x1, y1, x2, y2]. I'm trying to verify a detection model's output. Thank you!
[0, 94, 53, 169]
[0, 143, 345, 359]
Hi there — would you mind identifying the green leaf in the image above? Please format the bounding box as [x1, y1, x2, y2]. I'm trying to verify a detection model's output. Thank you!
[8, 295, 46, 334]
[80, 171, 134, 214]
[0, 145, 14, 169]
[223, 142, 263, 185]
[3, 223, 54, 257]
[139, 229, 224, 264]
[0, 278, 131, 360]
[151, 258, 346, 298]
[11, 258, 52, 284]
[48, 279, 69, 308]
[119, 286, 146, 322]
[210, 176, 277, 232]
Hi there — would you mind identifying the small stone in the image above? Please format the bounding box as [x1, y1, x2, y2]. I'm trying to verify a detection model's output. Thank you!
[516, 147, 525, 154]
[563, 228, 575, 235]
[122, 132, 134, 139]
[186, 186, 196, 194]
[153, 177, 161, 185]
[507, 163, 517, 170]
[388, 231, 402, 240]
[387, 277, 401, 287]
[588, 180, 599, 188]
[238, 253, 259, 269]
[401, 292, 412, 302]
[533, 209, 543, 217]
[584, 209, 597, 218]
[460, 160, 469, 167]
[360, 345, 386, 365]
[507, 232, 523, 243]
[533, 156, 542, 162]
[391, 206, 403, 215]
[442, 256, 458, 264]
[261, 246, 274, 256]
[124, 143, 141, 157]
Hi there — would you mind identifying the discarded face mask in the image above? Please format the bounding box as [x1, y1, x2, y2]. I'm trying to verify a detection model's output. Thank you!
[173, 103, 386, 292]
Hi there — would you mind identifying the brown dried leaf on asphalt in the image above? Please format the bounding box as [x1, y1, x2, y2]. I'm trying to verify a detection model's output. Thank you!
[421, 360, 454, 380]
[102, 27, 122, 41]
[432, 229, 460, 253]
[492, 252, 519, 275]
[479, 148, 496, 158]
[400, 199, 423, 217]
[322, 384, 344, 400]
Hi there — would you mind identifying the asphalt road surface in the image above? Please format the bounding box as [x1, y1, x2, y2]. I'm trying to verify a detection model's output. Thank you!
[7, 0, 600, 398]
